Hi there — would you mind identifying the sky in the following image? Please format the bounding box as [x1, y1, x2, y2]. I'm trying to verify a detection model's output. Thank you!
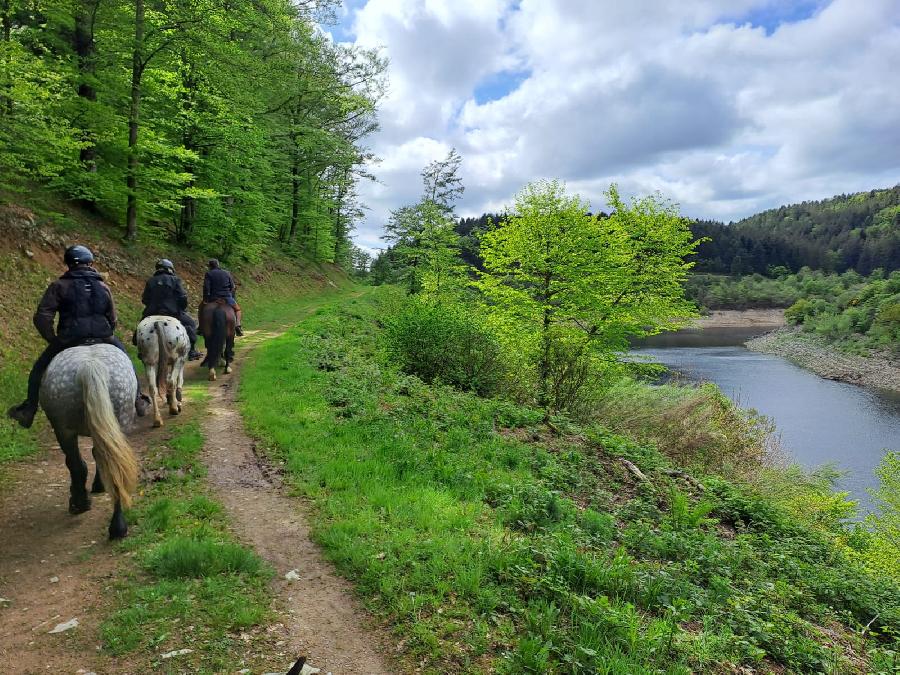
[326, 0, 900, 254]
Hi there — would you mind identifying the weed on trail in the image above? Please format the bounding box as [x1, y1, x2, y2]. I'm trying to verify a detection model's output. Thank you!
[101, 387, 276, 673]
[242, 287, 900, 674]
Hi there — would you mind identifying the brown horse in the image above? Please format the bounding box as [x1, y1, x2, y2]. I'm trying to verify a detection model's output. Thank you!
[199, 300, 235, 381]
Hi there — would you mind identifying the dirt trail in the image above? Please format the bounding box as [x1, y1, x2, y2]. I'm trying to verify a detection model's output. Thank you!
[202, 329, 393, 675]
[0, 428, 157, 673]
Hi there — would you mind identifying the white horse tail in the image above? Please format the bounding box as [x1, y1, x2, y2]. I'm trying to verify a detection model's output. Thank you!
[80, 358, 139, 509]
[155, 320, 170, 396]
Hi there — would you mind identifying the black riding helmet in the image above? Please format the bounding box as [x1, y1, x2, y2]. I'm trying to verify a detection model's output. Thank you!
[156, 258, 175, 274]
[64, 245, 94, 268]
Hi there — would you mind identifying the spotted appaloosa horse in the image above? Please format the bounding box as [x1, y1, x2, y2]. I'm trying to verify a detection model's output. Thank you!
[199, 300, 235, 381]
[135, 315, 189, 428]
[39, 344, 139, 539]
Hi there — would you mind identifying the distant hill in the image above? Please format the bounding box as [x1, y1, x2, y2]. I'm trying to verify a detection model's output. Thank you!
[691, 185, 900, 275]
[371, 186, 900, 283]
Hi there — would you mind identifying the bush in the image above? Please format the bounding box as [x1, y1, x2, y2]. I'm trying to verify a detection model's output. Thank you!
[385, 299, 507, 396]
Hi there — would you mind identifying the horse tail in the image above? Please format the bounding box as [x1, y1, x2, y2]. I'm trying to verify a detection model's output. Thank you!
[203, 306, 226, 368]
[155, 320, 170, 396]
[80, 358, 138, 509]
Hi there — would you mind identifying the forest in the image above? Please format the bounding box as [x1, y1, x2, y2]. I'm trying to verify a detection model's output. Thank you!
[691, 186, 900, 275]
[0, 0, 384, 263]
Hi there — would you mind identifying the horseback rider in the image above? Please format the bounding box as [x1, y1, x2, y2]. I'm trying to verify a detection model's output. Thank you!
[202, 259, 243, 336]
[7, 245, 151, 429]
[139, 259, 202, 360]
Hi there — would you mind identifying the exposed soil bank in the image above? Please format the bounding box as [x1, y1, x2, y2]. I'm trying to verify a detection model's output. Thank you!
[692, 309, 786, 328]
[747, 328, 900, 393]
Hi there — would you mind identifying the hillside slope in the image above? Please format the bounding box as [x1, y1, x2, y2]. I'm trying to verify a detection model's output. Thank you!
[692, 185, 900, 275]
[0, 202, 349, 466]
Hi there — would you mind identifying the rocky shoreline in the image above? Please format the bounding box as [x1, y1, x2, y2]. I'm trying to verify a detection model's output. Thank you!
[746, 327, 900, 393]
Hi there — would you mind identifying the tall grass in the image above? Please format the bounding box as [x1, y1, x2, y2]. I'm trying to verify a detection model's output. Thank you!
[594, 378, 778, 475]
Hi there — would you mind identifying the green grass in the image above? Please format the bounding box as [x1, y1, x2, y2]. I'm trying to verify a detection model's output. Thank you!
[240, 286, 900, 674]
[101, 407, 275, 673]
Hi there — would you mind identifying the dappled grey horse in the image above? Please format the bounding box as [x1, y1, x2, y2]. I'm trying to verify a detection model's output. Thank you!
[40, 344, 139, 539]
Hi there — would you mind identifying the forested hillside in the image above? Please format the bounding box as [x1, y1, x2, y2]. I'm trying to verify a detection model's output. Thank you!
[0, 0, 383, 263]
[691, 186, 900, 275]
[373, 185, 900, 284]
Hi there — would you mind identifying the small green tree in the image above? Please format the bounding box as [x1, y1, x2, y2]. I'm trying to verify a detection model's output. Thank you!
[477, 180, 699, 413]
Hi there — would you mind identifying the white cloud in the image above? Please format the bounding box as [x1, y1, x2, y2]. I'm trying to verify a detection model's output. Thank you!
[338, 0, 900, 252]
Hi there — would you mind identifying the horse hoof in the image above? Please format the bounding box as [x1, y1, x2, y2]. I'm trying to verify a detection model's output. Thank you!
[224, 365, 232, 374]
[208, 370, 217, 381]
[153, 418, 163, 428]
[108, 523, 128, 540]
[69, 496, 91, 515]
[176, 389, 183, 402]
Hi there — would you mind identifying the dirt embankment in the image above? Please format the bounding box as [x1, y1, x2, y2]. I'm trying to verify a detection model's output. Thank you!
[747, 328, 900, 393]
[691, 309, 786, 329]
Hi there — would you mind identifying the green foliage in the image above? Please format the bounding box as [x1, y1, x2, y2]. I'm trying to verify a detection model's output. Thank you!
[383, 149, 467, 297]
[861, 452, 900, 578]
[385, 297, 507, 396]
[0, 0, 384, 263]
[690, 269, 900, 355]
[477, 181, 699, 412]
[241, 288, 900, 673]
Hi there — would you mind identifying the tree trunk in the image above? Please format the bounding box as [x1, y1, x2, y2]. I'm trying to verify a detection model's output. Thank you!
[125, 0, 144, 241]
[177, 52, 196, 243]
[538, 269, 552, 415]
[74, 0, 98, 174]
[1, 0, 12, 117]
[288, 152, 299, 242]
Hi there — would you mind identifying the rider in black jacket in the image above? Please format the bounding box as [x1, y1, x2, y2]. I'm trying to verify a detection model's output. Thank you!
[8, 245, 150, 428]
[202, 259, 243, 336]
[140, 259, 202, 360]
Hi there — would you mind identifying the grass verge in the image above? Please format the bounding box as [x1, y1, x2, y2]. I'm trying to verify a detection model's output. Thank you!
[240, 286, 900, 673]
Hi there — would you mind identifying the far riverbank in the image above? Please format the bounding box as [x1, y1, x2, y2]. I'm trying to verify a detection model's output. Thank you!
[692, 308, 785, 329]
[746, 328, 900, 393]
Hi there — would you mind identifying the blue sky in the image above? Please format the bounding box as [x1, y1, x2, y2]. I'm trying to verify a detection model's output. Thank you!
[327, 0, 900, 253]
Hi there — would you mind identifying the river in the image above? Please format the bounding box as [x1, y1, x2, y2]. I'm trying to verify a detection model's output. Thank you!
[634, 327, 900, 514]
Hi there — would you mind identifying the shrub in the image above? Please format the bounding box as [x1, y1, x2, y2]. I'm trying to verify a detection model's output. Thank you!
[385, 299, 507, 396]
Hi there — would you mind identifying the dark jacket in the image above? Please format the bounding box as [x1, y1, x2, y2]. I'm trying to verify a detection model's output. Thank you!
[203, 267, 236, 302]
[34, 268, 116, 344]
[142, 270, 188, 317]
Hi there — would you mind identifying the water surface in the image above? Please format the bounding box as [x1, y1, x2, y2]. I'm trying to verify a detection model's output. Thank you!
[635, 327, 900, 513]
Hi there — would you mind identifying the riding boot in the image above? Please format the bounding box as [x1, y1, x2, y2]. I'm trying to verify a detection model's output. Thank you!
[188, 337, 202, 361]
[235, 308, 244, 336]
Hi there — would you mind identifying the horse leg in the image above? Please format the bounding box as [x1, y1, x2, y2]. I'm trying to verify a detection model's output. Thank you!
[176, 357, 185, 405]
[59, 431, 90, 514]
[224, 334, 235, 374]
[90, 446, 105, 493]
[167, 359, 180, 415]
[108, 499, 127, 540]
[147, 362, 163, 428]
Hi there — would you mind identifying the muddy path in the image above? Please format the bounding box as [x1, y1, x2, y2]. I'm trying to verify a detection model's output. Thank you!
[202, 328, 393, 675]
[0, 426, 159, 673]
[0, 307, 393, 674]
